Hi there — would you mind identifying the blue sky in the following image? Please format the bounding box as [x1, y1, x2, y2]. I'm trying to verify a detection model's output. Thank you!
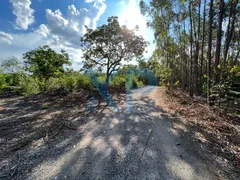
[0, 0, 155, 70]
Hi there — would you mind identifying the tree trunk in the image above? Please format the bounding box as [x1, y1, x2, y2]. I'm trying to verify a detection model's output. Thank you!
[223, 0, 238, 66]
[214, 0, 224, 84]
[183, 21, 188, 90]
[194, 1, 201, 95]
[105, 73, 110, 84]
[207, 0, 214, 105]
[189, 1, 194, 97]
[106, 58, 110, 84]
[200, 0, 206, 94]
[234, 50, 240, 65]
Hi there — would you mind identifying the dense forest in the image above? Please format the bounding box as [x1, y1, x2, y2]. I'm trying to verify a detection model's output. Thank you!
[140, 0, 240, 110]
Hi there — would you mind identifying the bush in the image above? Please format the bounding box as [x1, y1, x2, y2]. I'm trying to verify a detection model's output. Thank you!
[76, 74, 95, 91]
[125, 74, 144, 89]
[44, 73, 96, 95]
[4, 73, 21, 86]
[45, 77, 62, 93]
[61, 75, 77, 93]
[132, 76, 144, 88]
[0, 71, 7, 91]
[46, 75, 77, 94]
[109, 76, 126, 92]
[19, 75, 41, 96]
[98, 74, 107, 83]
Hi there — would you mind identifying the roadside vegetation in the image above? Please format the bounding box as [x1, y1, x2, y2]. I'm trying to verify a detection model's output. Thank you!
[139, 0, 240, 170]
[0, 17, 151, 98]
[140, 0, 240, 112]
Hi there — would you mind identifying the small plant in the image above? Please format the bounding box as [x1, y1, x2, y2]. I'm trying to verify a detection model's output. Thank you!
[41, 104, 49, 109]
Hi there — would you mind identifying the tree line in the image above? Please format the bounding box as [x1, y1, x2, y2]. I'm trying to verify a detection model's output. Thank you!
[140, 0, 240, 109]
[0, 17, 150, 96]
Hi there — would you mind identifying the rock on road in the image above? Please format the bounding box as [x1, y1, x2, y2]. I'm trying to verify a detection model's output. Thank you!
[29, 86, 235, 180]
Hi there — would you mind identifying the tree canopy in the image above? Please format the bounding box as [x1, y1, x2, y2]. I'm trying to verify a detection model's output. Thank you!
[80, 16, 147, 83]
[140, 0, 240, 105]
[1, 58, 21, 73]
[23, 45, 71, 81]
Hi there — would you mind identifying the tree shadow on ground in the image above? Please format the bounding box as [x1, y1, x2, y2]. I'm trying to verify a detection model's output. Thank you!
[0, 91, 239, 179]
[27, 96, 240, 179]
[0, 91, 109, 179]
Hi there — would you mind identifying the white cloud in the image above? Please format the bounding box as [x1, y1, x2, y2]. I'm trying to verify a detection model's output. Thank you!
[35, 24, 49, 37]
[1, 1, 107, 70]
[0, 31, 14, 44]
[0, 31, 84, 70]
[39, 1, 106, 48]
[9, 0, 35, 30]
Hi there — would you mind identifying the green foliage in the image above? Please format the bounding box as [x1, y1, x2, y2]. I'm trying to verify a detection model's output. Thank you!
[125, 68, 144, 89]
[45, 77, 63, 93]
[81, 16, 147, 83]
[19, 75, 41, 96]
[23, 45, 71, 81]
[61, 75, 77, 93]
[43, 72, 97, 95]
[132, 76, 144, 88]
[98, 75, 107, 83]
[1, 58, 21, 73]
[76, 74, 95, 91]
[0, 58, 22, 92]
[46, 75, 77, 94]
[109, 76, 126, 92]
[41, 104, 49, 109]
[4, 73, 21, 86]
[0, 70, 7, 91]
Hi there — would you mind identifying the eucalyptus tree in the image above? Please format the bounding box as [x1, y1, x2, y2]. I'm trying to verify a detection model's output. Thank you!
[140, 0, 240, 106]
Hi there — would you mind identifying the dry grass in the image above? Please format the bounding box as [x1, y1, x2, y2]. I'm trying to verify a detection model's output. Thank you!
[153, 87, 240, 169]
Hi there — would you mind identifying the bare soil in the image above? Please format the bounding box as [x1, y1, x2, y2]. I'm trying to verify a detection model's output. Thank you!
[0, 87, 239, 179]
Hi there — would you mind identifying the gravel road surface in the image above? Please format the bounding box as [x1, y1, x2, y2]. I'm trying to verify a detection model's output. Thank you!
[28, 86, 236, 180]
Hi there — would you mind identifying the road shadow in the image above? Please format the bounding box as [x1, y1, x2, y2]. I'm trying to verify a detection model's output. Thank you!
[27, 94, 239, 179]
[0, 91, 107, 179]
[0, 90, 239, 179]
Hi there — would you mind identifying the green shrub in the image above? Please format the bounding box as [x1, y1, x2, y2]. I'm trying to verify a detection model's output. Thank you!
[19, 75, 41, 96]
[0, 71, 7, 91]
[41, 104, 49, 109]
[125, 74, 144, 89]
[4, 73, 21, 86]
[76, 74, 95, 91]
[45, 73, 96, 95]
[98, 75, 107, 83]
[46, 77, 63, 93]
[46, 75, 77, 94]
[61, 75, 77, 93]
[109, 76, 126, 92]
[132, 76, 144, 88]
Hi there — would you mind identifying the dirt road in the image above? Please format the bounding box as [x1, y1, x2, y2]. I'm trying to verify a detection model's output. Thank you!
[26, 86, 237, 180]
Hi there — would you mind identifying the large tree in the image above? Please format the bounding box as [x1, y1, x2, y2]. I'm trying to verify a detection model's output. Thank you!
[23, 45, 71, 81]
[80, 16, 147, 84]
[1, 58, 21, 73]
